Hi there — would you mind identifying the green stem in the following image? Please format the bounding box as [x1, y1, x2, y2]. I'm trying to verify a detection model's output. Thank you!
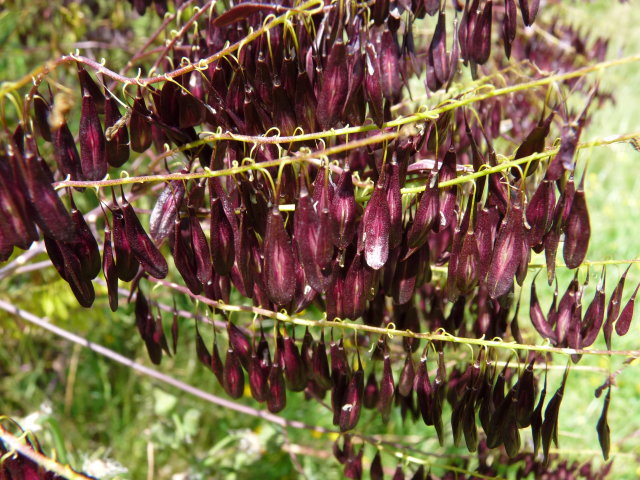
[148, 278, 640, 358]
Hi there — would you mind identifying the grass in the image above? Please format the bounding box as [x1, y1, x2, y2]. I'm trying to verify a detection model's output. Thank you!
[1, 0, 640, 478]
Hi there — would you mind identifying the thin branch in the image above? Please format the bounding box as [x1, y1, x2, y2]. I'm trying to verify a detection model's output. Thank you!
[0, 425, 93, 480]
[148, 278, 640, 358]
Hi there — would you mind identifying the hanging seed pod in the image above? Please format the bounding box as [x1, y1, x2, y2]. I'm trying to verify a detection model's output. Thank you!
[263, 206, 296, 306]
[364, 371, 379, 409]
[428, 11, 449, 88]
[379, 352, 395, 423]
[248, 349, 269, 403]
[526, 179, 556, 248]
[581, 268, 606, 347]
[77, 65, 105, 113]
[530, 274, 558, 342]
[172, 217, 201, 294]
[615, 281, 640, 336]
[52, 122, 83, 180]
[541, 368, 568, 464]
[227, 321, 251, 369]
[370, 451, 383, 480]
[223, 347, 245, 399]
[397, 353, 416, 398]
[519, 0, 540, 26]
[188, 208, 212, 285]
[312, 331, 333, 390]
[364, 43, 385, 127]
[339, 357, 364, 432]
[344, 445, 364, 480]
[379, 30, 402, 103]
[104, 95, 130, 168]
[331, 168, 359, 251]
[407, 172, 440, 248]
[102, 227, 118, 312]
[597, 387, 611, 461]
[32, 93, 52, 142]
[603, 265, 631, 349]
[555, 273, 579, 345]
[531, 370, 547, 457]
[317, 39, 348, 129]
[343, 252, 369, 320]
[111, 204, 140, 282]
[331, 339, 352, 425]
[267, 349, 287, 413]
[515, 360, 536, 428]
[68, 197, 101, 280]
[150, 180, 184, 242]
[470, 0, 493, 65]
[24, 147, 74, 242]
[513, 112, 554, 179]
[79, 92, 107, 181]
[502, 0, 517, 58]
[563, 176, 590, 269]
[122, 200, 168, 279]
[135, 289, 162, 365]
[282, 331, 308, 392]
[44, 235, 96, 308]
[362, 183, 391, 270]
[130, 93, 152, 153]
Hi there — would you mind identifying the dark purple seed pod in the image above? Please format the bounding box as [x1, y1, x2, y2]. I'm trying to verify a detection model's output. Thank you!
[135, 289, 162, 364]
[227, 321, 251, 369]
[24, 148, 74, 242]
[104, 95, 130, 168]
[408, 172, 440, 248]
[331, 338, 352, 425]
[397, 353, 415, 398]
[515, 360, 536, 428]
[263, 206, 296, 306]
[581, 268, 606, 347]
[530, 274, 557, 342]
[379, 353, 395, 423]
[369, 451, 383, 480]
[172, 217, 201, 294]
[344, 445, 364, 480]
[513, 112, 554, 178]
[597, 387, 611, 461]
[150, 180, 185, 242]
[267, 351, 287, 413]
[339, 358, 364, 432]
[130, 93, 152, 153]
[439, 147, 458, 230]
[485, 200, 525, 299]
[32, 93, 52, 142]
[614, 281, 639, 337]
[342, 252, 368, 320]
[312, 331, 333, 390]
[385, 158, 403, 249]
[283, 331, 308, 392]
[555, 273, 579, 345]
[331, 168, 359, 251]
[294, 177, 333, 293]
[316, 39, 348, 129]
[526, 179, 556, 248]
[79, 92, 107, 181]
[294, 70, 318, 133]
[209, 197, 235, 276]
[502, 0, 517, 58]
[188, 209, 212, 285]
[363, 371, 379, 410]
[470, 0, 493, 65]
[111, 205, 140, 282]
[519, 0, 540, 26]
[248, 350, 269, 403]
[364, 43, 385, 127]
[52, 122, 83, 180]
[428, 11, 449, 87]
[44, 235, 95, 308]
[415, 354, 432, 426]
[379, 30, 402, 103]
[102, 227, 118, 312]
[194, 320, 212, 368]
[122, 201, 168, 279]
[541, 369, 568, 464]
[531, 371, 547, 457]
[391, 465, 405, 480]
[67, 203, 101, 280]
[361, 183, 390, 270]
[563, 180, 590, 269]
[77, 65, 105, 113]
[223, 347, 245, 399]
[603, 265, 630, 349]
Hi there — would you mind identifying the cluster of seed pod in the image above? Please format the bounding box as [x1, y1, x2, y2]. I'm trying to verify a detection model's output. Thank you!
[0, 0, 631, 476]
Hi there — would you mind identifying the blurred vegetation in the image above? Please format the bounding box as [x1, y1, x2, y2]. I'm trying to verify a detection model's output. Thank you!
[1, 0, 639, 479]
